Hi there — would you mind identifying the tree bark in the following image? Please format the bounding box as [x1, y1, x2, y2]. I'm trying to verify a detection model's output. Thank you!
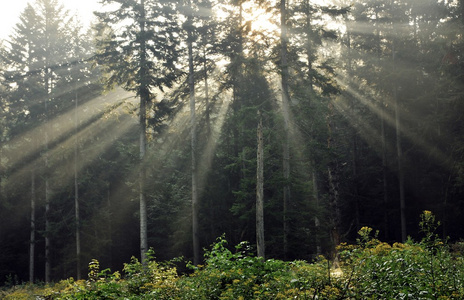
[139, 0, 148, 265]
[280, 0, 291, 259]
[29, 170, 36, 283]
[394, 75, 407, 242]
[44, 68, 51, 284]
[74, 85, 81, 280]
[327, 101, 341, 253]
[312, 169, 321, 256]
[391, 1, 407, 241]
[187, 4, 200, 265]
[256, 116, 265, 258]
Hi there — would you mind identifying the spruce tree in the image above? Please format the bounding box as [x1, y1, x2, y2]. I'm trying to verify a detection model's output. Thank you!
[95, 0, 181, 263]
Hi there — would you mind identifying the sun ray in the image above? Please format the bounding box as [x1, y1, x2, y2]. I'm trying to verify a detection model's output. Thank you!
[334, 74, 453, 171]
[5, 87, 134, 171]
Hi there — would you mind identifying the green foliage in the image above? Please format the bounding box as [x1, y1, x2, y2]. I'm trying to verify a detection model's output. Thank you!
[4, 215, 464, 299]
[339, 212, 464, 299]
[179, 236, 296, 299]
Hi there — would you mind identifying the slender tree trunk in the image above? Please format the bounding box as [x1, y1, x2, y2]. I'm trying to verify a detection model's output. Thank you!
[305, 0, 314, 94]
[394, 76, 406, 242]
[352, 134, 360, 230]
[381, 110, 389, 239]
[304, 2, 320, 255]
[44, 72, 51, 284]
[391, 2, 407, 241]
[45, 141, 50, 282]
[139, 103, 147, 265]
[107, 184, 113, 267]
[74, 87, 81, 280]
[203, 46, 210, 138]
[327, 101, 341, 254]
[29, 170, 36, 283]
[187, 6, 200, 265]
[280, 0, 291, 259]
[376, 10, 389, 241]
[346, 22, 360, 231]
[312, 169, 321, 256]
[395, 88, 406, 241]
[256, 116, 265, 258]
[139, 0, 148, 264]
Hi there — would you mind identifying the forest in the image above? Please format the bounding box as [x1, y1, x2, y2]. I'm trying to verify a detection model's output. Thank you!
[1, 0, 464, 289]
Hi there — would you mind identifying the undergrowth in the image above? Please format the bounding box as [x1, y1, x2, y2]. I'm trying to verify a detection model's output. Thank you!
[2, 211, 464, 299]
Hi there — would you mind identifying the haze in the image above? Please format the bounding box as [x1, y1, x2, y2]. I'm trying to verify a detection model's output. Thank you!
[0, 0, 103, 39]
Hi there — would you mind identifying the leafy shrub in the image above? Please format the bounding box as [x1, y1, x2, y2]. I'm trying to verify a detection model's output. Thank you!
[4, 212, 464, 299]
[339, 211, 464, 299]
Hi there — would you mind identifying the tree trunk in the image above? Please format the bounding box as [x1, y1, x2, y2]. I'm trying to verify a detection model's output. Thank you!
[187, 5, 200, 265]
[376, 9, 389, 241]
[280, 0, 291, 259]
[346, 22, 360, 231]
[256, 116, 265, 258]
[29, 170, 36, 283]
[381, 110, 389, 240]
[74, 87, 81, 280]
[391, 2, 407, 241]
[45, 148, 50, 283]
[312, 169, 321, 256]
[327, 102, 341, 254]
[394, 76, 407, 242]
[44, 69, 51, 284]
[203, 46, 210, 138]
[139, 0, 148, 265]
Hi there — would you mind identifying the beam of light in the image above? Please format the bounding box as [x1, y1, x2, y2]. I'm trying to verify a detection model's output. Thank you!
[344, 21, 416, 37]
[330, 93, 396, 158]
[4, 87, 134, 171]
[162, 93, 232, 251]
[272, 75, 322, 192]
[195, 95, 231, 196]
[333, 74, 453, 170]
[5, 89, 139, 192]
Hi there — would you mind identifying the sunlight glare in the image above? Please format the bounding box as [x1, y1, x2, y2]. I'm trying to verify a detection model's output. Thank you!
[0, 0, 103, 40]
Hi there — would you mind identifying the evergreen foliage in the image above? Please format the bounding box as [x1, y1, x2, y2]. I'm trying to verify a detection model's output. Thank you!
[1, 0, 464, 287]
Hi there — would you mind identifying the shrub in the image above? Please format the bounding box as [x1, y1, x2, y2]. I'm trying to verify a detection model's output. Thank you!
[4, 212, 464, 299]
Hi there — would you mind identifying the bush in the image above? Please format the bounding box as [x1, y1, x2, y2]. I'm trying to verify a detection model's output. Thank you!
[339, 211, 464, 299]
[4, 212, 464, 299]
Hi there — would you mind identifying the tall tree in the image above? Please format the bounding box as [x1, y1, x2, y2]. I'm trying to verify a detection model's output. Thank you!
[256, 114, 264, 258]
[4, 0, 72, 282]
[184, 0, 200, 265]
[6, 4, 43, 283]
[95, 0, 180, 263]
[280, 0, 291, 259]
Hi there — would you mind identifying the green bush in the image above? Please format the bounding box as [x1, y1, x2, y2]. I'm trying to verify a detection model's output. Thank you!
[338, 211, 464, 299]
[4, 212, 464, 299]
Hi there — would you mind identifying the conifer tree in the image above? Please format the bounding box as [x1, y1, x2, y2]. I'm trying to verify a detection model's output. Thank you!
[4, 0, 72, 282]
[95, 0, 180, 263]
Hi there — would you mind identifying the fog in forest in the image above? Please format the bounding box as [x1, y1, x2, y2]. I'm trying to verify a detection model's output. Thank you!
[1, 0, 464, 284]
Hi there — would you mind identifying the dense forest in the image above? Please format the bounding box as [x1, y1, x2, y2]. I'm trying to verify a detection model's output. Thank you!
[1, 0, 464, 285]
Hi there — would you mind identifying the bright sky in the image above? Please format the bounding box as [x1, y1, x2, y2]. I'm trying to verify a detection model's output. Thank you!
[0, 0, 333, 41]
[0, 0, 103, 40]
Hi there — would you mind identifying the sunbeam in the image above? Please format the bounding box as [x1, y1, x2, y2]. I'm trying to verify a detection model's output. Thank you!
[334, 74, 453, 171]
[4, 88, 138, 192]
[5, 87, 134, 171]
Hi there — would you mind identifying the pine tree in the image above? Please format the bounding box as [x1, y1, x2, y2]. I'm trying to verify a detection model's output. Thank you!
[3, 0, 73, 282]
[95, 0, 181, 263]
